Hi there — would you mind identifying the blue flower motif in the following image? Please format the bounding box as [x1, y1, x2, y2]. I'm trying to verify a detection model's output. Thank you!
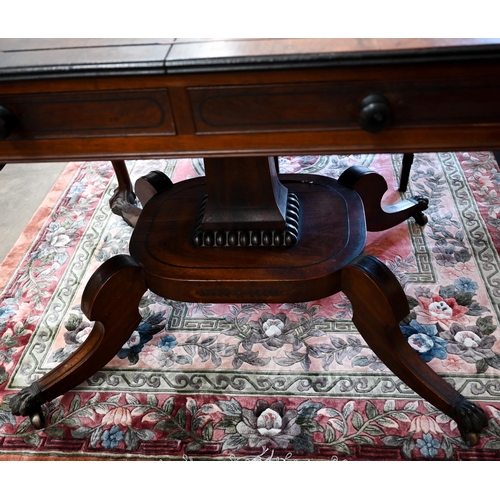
[67, 183, 85, 205]
[454, 277, 478, 293]
[46, 222, 62, 232]
[117, 325, 153, 359]
[117, 312, 165, 362]
[101, 425, 124, 449]
[400, 320, 448, 362]
[416, 433, 441, 458]
[158, 334, 178, 352]
[0, 305, 15, 321]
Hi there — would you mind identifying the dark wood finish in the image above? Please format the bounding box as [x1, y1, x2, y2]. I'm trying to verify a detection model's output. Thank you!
[0, 89, 175, 140]
[129, 172, 366, 303]
[341, 254, 487, 446]
[166, 38, 500, 71]
[2, 39, 498, 80]
[10, 164, 486, 444]
[186, 76, 500, 136]
[135, 170, 173, 207]
[0, 39, 174, 79]
[494, 151, 500, 168]
[9, 255, 148, 428]
[3, 39, 499, 445]
[338, 165, 428, 230]
[201, 156, 288, 231]
[109, 160, 135, 206]
[0, 104, 16, 139]
[399, 152, 414, 192]
[1, 39, 500, 162]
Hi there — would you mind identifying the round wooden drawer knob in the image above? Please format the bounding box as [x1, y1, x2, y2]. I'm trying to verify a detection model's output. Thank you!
[359, 94, 392, 133]
[0, 105, 17, 139]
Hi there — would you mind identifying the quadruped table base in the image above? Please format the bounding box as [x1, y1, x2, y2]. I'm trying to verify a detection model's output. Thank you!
[9, 155, 488, 446]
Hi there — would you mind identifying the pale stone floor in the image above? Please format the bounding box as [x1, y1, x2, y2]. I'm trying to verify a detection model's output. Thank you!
[0, 162, 67, 263]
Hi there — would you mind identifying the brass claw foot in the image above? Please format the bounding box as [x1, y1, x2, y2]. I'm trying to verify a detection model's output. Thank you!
[413, 195, 429, 209]
[9, 383, 46, 428]
[412, 195, 429, 226]
[452, 397, 488, 446]
[110, 198, 142, 228]
[413, 212, 428, 226]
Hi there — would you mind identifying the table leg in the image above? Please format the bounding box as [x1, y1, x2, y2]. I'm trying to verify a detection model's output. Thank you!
[341, 254, 487, 446]
[109, 159, 136, 209]
[399, 152, 414, 192]
[9, 254, 147, 428]
[338, 165, 428, 230]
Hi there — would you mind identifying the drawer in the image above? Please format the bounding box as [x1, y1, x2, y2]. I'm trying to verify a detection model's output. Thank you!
[0, 88, 176, 139]
[188, 79, 500, 134]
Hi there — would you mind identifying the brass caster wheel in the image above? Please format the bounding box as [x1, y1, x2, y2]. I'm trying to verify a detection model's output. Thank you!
[29, 410, 45, 430]
[460, 431, 480, 447]
[453, 398, 487, 447]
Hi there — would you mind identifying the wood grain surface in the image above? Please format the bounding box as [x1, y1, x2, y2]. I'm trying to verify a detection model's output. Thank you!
[1, 38, 500, 161]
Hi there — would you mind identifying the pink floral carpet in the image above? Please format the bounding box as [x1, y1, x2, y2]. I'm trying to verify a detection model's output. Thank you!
[1, 152, 500, 460]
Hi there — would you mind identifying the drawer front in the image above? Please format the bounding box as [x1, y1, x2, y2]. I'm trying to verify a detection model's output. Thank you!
[0, 88, 176, 139]
[188, 79, 500, 134]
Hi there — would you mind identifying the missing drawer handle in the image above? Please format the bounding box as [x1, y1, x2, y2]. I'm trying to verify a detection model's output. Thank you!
[359, 94, 392, 133]
[0, 105, 17, 140]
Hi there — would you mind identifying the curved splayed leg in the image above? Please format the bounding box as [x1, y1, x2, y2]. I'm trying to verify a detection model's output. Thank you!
[9, 254, 148, 428]
[341, 254, 487, 446]
[338, 165, 428, 230]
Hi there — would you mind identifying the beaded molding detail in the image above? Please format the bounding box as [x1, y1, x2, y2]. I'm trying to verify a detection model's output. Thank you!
[193, 193, 300, 247]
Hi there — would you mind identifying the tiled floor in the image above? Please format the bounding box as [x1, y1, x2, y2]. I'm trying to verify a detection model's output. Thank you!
[0, 162, 67, 263]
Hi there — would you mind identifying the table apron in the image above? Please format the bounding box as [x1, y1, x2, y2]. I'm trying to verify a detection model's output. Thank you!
[1, 65, 500, 162]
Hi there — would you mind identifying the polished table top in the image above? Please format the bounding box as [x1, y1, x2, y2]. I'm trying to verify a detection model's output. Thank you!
[1, 38, 500, 162]
[1, 38, 500, 77]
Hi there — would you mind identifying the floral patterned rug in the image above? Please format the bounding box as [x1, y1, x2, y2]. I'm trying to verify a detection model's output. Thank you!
[1, 152, 500, 460]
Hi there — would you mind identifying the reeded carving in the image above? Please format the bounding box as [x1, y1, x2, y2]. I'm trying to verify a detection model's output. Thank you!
[193, 193, 300, 247]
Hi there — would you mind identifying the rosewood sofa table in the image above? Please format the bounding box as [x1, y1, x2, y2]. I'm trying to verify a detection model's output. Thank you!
[2, 39, 500, 446]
